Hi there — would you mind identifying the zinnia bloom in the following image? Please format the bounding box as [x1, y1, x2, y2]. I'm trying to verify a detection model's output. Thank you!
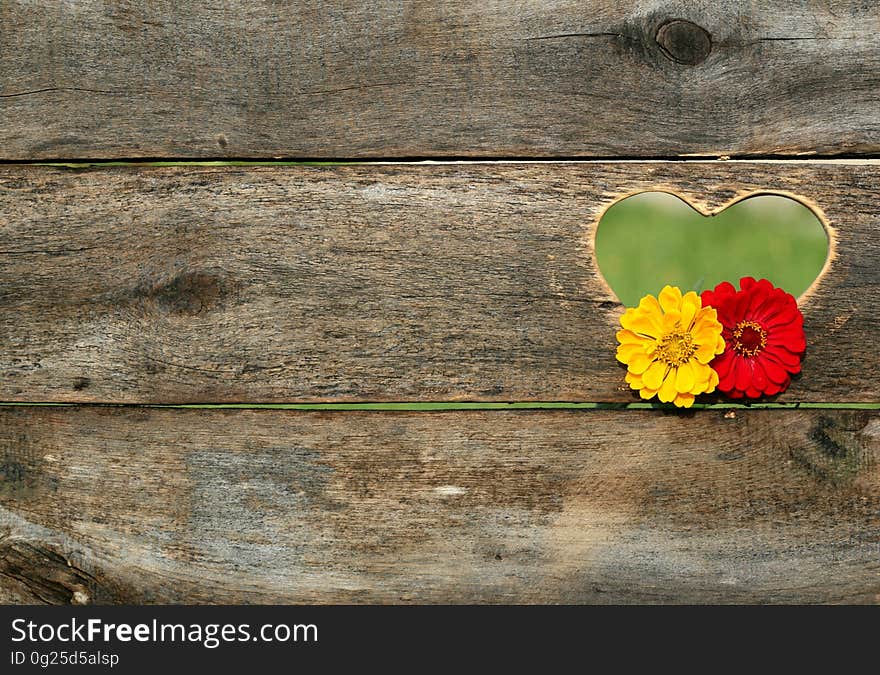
[700, 277, 805, 398]
[616, 285, 725, 408]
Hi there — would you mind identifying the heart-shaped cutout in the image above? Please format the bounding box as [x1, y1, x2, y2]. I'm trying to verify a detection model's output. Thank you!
[595, 192, 830, 307]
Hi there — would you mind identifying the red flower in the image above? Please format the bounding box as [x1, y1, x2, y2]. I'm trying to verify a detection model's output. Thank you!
[700, 277, 805, 398]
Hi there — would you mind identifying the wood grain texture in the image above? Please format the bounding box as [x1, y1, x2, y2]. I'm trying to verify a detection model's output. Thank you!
[0, 407, 877, 604]
[1, 1, 879, 159]
[1, 161, 877, 403]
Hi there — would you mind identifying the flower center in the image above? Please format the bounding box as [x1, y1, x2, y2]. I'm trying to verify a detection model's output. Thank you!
[732, 320, 767, 357]
[655, 330, 697, 366]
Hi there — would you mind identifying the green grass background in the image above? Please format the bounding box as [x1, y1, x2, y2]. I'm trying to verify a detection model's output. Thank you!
[595, 192, 829, 307]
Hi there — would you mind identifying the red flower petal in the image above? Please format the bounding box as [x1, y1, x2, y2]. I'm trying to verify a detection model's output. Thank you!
[746, 278, 773, 315]
[759, 296, 801, 328]
[713, 350, 737, 392]
[761, 355, 790, 384]
[767, 328, 806, 352]
[701, 281, 736, 305]
[732, 291, 751, 323]
[768, 339, 805, 357]
[764, 350, 802, 377]
[764, 346, 801, 368]
[739, 276, 757, 290]
[763, 378, 784, 396]
[734, 357, 754, 393]
[752, 359, 769, 391]
[719, 312, 738, 331]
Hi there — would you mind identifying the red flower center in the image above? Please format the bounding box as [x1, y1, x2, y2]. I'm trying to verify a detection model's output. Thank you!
[732, 320, 767, 357]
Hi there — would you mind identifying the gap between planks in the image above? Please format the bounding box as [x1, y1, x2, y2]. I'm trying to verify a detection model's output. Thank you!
[9, 158, 880, 168]
[1, 402, 879, 411]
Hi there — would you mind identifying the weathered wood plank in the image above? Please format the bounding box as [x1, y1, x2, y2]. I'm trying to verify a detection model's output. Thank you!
[1, 161, 876, 403]
[1, 1, 879, 159]
[0, 407, 877, 604]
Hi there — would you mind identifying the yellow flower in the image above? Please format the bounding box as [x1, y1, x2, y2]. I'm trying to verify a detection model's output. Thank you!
[616, 286, 725, 408]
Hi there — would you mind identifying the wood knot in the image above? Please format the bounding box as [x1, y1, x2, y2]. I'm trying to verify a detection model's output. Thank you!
[150, 271, 224, 315]
[655, 19, 712, 65]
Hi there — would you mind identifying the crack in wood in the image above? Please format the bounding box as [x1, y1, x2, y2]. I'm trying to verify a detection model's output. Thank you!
[0, 540, 97, 605]
[525, 32, 636, 42]
[0, 87, 123, 99]
[301, 82, 412, 97]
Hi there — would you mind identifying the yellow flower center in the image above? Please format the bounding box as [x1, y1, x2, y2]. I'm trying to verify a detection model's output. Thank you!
[654, 330, 697, 366]
[732, 320, 767, 357]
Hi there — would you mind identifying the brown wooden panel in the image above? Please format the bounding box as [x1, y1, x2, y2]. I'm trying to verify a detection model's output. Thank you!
[1, 161, 876, 403]
[0, 407, 877, 604]
[1, 2, 879, 159]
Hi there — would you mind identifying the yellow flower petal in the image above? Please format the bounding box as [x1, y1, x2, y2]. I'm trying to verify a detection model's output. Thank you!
[680, 291, 700, 328]
[706, 368, 719, 393]
[616, 342, 646, 364]
[693, 342, 716, 365]
[662, 310, 684, 332]
[616, 328, 651, 346]
[637, 294, 663, 318]
[690, 362, 713, 394]
[698, 305, 718, 321]
[658, 285, 683, 313]
[674, 392, 695, 408]
[643, 360, 667, 390]
[639, 386, 658, 400]
[675, 360, 696, 392]
[658, 370, 677, 403]
[692, 324, 721, 342]
[693, 325, 719, 343]
[625, 371, 643, 387]
[692, 308, 720, 333]
[626, 352, 653, 374]
[620, 308, 662, 338]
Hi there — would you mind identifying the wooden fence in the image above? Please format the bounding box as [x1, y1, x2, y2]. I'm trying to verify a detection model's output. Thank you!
[1, 1, 878, 604]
